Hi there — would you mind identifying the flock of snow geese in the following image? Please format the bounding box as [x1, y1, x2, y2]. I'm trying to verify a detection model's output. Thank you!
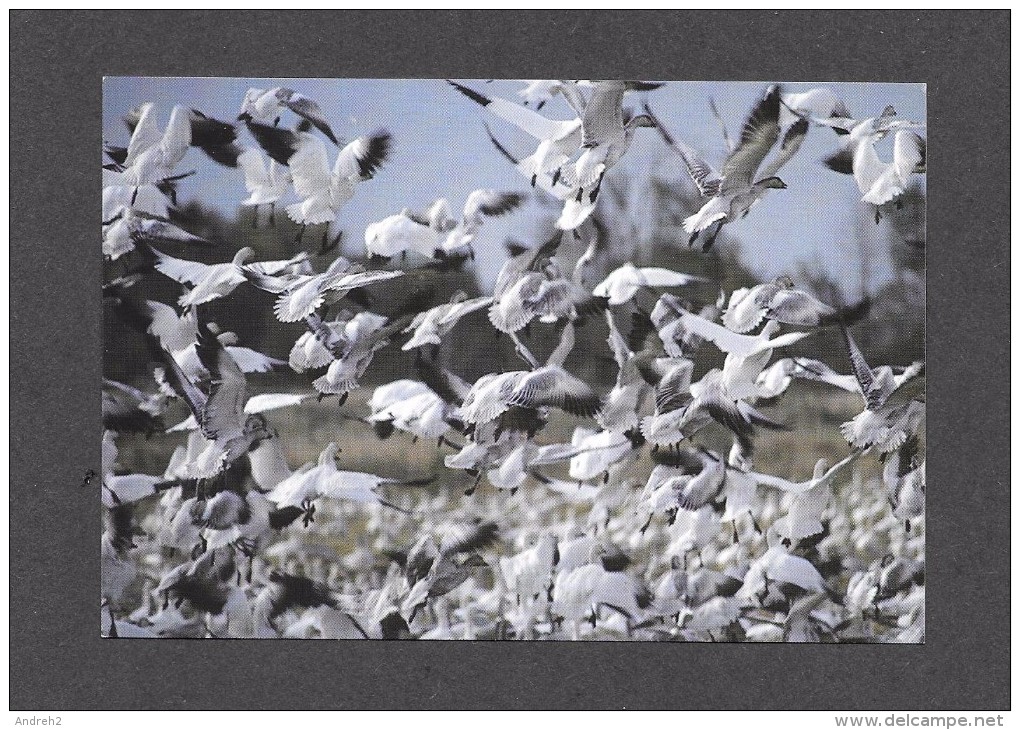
[102, 80, 926, 641]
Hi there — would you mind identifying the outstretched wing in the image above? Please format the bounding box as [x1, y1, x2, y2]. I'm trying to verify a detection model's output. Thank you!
[720, 85, 782, 192]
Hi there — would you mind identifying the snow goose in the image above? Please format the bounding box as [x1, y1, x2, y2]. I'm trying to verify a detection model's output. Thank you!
[567, 426, 637, 482]
[300, 298, 426, 398]
[116, 103, 192, 199]
[721, 276, 860, 333]
[489, 255, 604, 334]
[551, 542, 653, 638]
[460, 323, 603, 426]
[649, 291, 727, 359]
[658, 298, 813, 361]
[236, 146, 290, 226]
[883, 436, 925, 528]
[102, 208, 210, 261]
[640, 368, 788, 451]
[647, 87, 796, 251]
[145, 245, 254, 307]
[402, 521, 499, 621]
[266, 442, 418, 514]
[238, 86, 340, 145]
[139, 302, 287, 383]
[366, 379, 458, 443]
[247, 121, 391, 242]
[242, 252, 403, 323]
[157, 319, 274, 469]
[556, 80, 659, 230]
[736, 527, 828, 606]
[102, 377, 170, 435]
[404, 189, 525, 260]
[401, 291, 493, 351]
[596, 310, 655, 433]
[165, 392, 311, 433]
[593, 262, 705, 306]
[747, 451, 861, 496]
[102, 181, 171, 224]
[448, 79, 582, 191]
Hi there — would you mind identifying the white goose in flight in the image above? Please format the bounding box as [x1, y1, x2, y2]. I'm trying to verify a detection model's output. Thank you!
[147, 245, 309, 308]
[139, 301, 287, 382]
[448, 79, 582, 191]
[114, 103, 192, 201]
[266, 442, 415, 513]
[241, 253, 403, 323]
[459, 322, 602, 427]
[157, 320, 274, 470]
[246, 121, 392, 243]
[556, 80, 659, 230]
[722, 276, 847, 333]
[102, 208, 210, 262]
[647, 86, 799, 251]
[238, 86, 340, 145]
[592, 262, 705, 306]
[364, 190, 524, 261]
[401, 291, 493, 351]
[236, 146, 290, 226]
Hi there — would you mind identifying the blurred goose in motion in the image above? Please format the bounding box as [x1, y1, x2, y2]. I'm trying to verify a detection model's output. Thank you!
[722, 276, 859, 333]
[647, 86, 798, 251]
[516, 79, 591, 112]
[658, 298, 813, 360]
[849, 127, 926, 210]
[238, 86, 340, 145]
[267, 442, 422, 514]
[488, 235, 604, 334]
[641, 368, 787, 451]
[102, 377, 170, 435]
[551, 542, 653, 639]
[113, 103, 192, 201]
[822, 326, 926, 452]
[236, 146, 290, 226]
[157, 319, 274, 469]
[365, 190, 524, 262]
[402, 520, 499, 621]
[737, 526, 828, 606]
[246, 121, 392, 243]
[299, 289, 431, 398]
[146, 245, 304, 308]
[596, 310, 656, 434]
[166, 392, 311, 433]
[557, 80, 660, 230]
[242, 252, 403, 323]
[746, 451, 861, 496]
[401, 291, 493, 351]
[460, 323, 603, 427]
[138, 301, 288, 379]
[102, 181, 171, 223]
[640, 447, 727, 522]
[102, 208, 210, 261]
[818, 108, 925, 215]
[883, 436, 925, 527]
[366, 377, 462, 443]
[448, 79, 582, 192]
[593, 262, 705, 306]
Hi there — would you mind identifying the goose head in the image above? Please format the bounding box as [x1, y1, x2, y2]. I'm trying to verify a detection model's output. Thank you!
[757, 176, 788, 190]
[243, 414, 274, 448]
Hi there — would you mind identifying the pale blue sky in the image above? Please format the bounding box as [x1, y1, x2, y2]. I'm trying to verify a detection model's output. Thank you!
[103, 78, 925, 290]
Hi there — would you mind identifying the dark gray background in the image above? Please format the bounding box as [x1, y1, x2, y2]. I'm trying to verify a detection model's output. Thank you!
[10, 10, 1010, 711]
